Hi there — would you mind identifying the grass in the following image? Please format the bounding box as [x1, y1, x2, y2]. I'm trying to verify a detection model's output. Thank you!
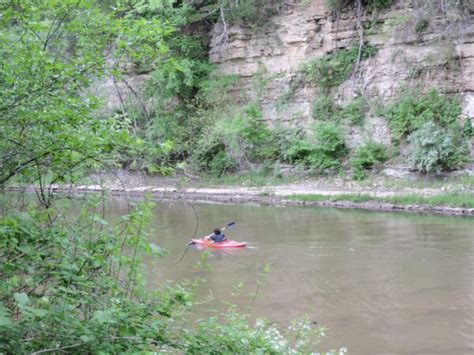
[284, 191, 474, 208]
[198, 171, 299, 187]
[357, 173, 474, 190]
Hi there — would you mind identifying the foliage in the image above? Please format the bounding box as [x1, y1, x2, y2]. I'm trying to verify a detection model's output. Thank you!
[408, 122, 469, 173]
[183, 309, 328, 354]
[382, 88, 462, 143]
[308, 123, 348, 170]
[0, 2, 335, 353]
[338, 96, 367, 125]
[0, 0, 168, 187]
[463, 118, 473, 139]
[193, 104, 278, 175]
[275, 123, 347, 171]
[216, 105, 278, 163]
[415, 18, 430, 34]
[115, 1, 214, 169]
[326, 0, 394, 12]
[312, 95, 338, 121]
[215, 0, 284, 28]
[299, 44, 378, 90]
[312, 95, 367, 125]
[276, 127, 316, 164]
[351, 141, 389, 180]
[197, 74, 240, 108]
[0, 196, 193, 353]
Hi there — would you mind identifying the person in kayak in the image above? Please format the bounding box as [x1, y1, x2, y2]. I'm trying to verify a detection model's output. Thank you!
[206, 228, 226, 243]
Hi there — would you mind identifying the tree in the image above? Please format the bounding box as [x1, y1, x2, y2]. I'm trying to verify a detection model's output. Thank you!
[0, 0, 169, 195]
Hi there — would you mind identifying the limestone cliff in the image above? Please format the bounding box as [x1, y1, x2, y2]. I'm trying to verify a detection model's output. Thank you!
[209, 0, 473, 149]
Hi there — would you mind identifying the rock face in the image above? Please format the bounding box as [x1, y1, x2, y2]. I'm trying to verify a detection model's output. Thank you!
[209, 0, 474, 149]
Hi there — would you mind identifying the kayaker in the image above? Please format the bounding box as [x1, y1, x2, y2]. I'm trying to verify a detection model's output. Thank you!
[206, 228, 226, 243]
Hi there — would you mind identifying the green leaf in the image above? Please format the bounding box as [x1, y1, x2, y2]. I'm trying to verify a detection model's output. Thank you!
[0, 302, 13, 328]
[93, 310, 115, 324]
[14, 293, 30, 307]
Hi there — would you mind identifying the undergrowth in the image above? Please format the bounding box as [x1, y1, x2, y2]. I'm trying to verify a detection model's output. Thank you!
[299, 44, 377, 90]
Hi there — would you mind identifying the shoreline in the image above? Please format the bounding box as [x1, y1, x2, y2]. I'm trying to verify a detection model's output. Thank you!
[43, 184, 474, 216]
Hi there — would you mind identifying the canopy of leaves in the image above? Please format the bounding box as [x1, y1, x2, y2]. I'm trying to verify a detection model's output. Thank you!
[0, 0, 169, 188]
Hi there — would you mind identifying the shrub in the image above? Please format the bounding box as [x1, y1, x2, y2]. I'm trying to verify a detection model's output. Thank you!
[351, 140, 389, 180]
[415, 18, 430, 35]
[408, 122, 469, 173]
[192, 104, 278, 174]
[279, 134, 315, 164]
[299, 44, 378, 90]
[383, 88, 462, 142]
[221, 0, 284, 28]
[463, 118, 473, 139]
[311, 95, 338, 120]
[307, 123, 347, 170]
[312, 95, 367, 125]
[326, 0, 394, 12]
[338, 96, 366, 125]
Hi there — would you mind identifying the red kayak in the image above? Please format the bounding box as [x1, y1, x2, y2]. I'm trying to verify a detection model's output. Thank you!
[190, 238, 246, 249]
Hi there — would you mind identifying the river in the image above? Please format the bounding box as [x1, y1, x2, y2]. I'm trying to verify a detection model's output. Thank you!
[110, 198, 474, 354]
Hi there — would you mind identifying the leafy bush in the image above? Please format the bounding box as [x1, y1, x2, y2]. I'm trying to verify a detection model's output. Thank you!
[338, 96, 367, 125]
[194, 140, 239, 176]
[196, 74, 240, 108]
[326, 0, 394, 12]
[382, 88, 462, 142]
[184, 310, 328, 354]
[415, 18, 430, 35]
[307, 123, 348, 170]
[299, 44, 378, 90]
[312, 95, 338, 120]
[408, 122, 469, 173]
[220, 0, 285, 28]
[0, 197, 193, 353]
[463, 118, 473, 139]
[351, 141, 389, 180]
[192, 104, 278, 174]
[312, 95, 367, 125]
[276, 127, 315, 164]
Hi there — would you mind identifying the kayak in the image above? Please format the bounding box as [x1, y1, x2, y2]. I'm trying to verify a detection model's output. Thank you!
[190, 238, 246, 249]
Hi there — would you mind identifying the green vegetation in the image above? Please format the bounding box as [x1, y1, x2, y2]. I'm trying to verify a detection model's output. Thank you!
[193, 104, 278, 176]
[312, 95, 367, 125]
[415, 18, 430, 35]
[351, 141, 390, 180]
[382, 88, 461, 142]
[338, 96, 367, 125]
[217, 0, 285, 28]
[408, 122, 469, 173]
[326, 0, 394, 13]
[0, 1, 329, 353]
[312, 95, 338, 120]
[309, 123, 348, 170]
[274, 123, 347, 171]
[284, 191, 474, 209]
[381, 88, 470, 174]
[299, 44, 378, 90]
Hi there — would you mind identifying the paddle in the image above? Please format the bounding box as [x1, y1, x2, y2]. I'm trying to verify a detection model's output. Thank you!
[188, 221, 236, 245]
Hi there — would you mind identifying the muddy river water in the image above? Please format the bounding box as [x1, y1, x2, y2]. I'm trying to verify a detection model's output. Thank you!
[110, 198, 473, 354]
